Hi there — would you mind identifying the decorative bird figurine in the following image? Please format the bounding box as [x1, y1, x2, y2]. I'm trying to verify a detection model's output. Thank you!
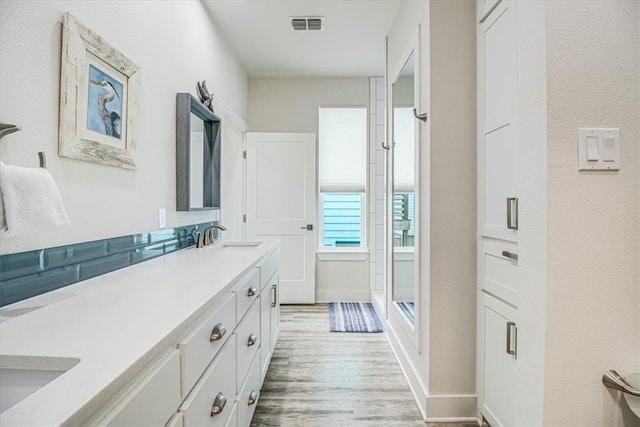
[196, 80, 214, 113]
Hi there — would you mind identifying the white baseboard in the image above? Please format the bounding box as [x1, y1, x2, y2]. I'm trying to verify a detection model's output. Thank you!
[426, 416, 481, 423]
[426, 394, 478, 420]
[315, 289, 371, 302]
[370, 290, 385, 320]
[385, 322, 428, 420]
[386, 321, 478, 422]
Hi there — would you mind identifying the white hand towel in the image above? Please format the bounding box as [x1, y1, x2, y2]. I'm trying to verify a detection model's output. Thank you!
[0, 161, 70, 237]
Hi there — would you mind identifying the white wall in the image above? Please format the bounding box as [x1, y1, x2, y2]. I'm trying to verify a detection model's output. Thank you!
[248, 77, 371, 302]
[428, 0, 477, 406]
[543, 1, 640, 425]
[385, 2, 431, 417]
[385, 0, 477, 420]
[0, 0, 248, 254]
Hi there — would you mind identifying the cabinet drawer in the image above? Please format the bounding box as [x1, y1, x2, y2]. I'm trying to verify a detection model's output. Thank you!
[165, 412, 183, 427]
[178, 292, 236, 398]
[180, 336, 236, 427]
[234, 268, 260, 323]
[260, 288, 271, 380]
[260, 248, 280, 290]
[260, 271, 279, 382]
[223, 402, 237, 427]
[87, 350, 181, 426]
[481, 293, 517, 427]
[480, 238, 518, 306]
[477, 0, 501, 22]
[237, 352, 261, 427]
[235, 300, 261, 390]
[269, 275, 280, 355]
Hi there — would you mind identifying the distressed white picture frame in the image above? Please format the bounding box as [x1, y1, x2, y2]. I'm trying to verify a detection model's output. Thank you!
[59, 13, 140, 170]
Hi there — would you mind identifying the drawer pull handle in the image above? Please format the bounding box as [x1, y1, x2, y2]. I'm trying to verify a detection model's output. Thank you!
[248, 390, 258, 406]
[209, 323, 227, 342]
[247, 333, 258, 347]
[506, 321, 517, 358]
[247, 286, 258, 297]
[210, 392, 227, 416]
[507, 197, 519, 230]
[271, 283, 277, 308]
[502, 250, 518, 261]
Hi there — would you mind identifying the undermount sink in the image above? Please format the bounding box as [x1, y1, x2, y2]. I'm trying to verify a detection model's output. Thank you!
[219, 241, 263, 250]
[0, 355, 80, 414]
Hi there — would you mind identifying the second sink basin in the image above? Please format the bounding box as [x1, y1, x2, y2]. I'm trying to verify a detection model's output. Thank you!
[0, 355, 80, 414]
[219, 241, 263, 250]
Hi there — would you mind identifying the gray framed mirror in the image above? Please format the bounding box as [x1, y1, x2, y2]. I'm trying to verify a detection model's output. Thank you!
[176, 93, 221, 211]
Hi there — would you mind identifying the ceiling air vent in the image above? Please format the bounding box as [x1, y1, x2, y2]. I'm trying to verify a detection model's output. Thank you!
[290, 17, 325, 31]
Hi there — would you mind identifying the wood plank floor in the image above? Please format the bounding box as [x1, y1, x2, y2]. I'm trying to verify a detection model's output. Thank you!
[251, 304, 425, 426]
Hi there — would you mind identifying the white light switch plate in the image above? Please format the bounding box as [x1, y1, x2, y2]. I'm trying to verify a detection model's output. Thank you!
[158, 208, 166, 228]
[578, 128, 620, 171]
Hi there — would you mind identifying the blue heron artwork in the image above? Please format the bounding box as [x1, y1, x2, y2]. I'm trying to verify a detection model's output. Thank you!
[87, 64, 123, 139]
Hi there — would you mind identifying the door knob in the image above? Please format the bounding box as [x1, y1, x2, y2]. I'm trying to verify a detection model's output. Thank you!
[300, 224, 313, 230]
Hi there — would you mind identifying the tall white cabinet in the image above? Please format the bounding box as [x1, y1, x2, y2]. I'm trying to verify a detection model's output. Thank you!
[476, 1, 520, 426]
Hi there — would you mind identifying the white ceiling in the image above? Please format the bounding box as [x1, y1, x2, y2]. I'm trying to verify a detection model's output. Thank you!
[201, 0, 401, 77]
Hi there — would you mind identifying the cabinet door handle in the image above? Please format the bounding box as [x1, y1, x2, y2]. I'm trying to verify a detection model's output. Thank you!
[507, 197, 519, 230]
[209, 323, 227, 342]
[506, 321, 517, 358]
[248, 390, 258, 406]
[247, 286, 257, 297]
[210, 392, 227, 416]
[271, 283, 277, 308]
[502, 251, 518, 261]
[247, 333, 258, 347]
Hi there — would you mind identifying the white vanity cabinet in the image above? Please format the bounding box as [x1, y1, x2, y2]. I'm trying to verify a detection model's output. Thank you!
[234, 268, 261, 324]
[179, 335, 237, 426]
[479, 294, 517, 427]
[178, 292, 236, 398]
[235, 298, 261, 391]
[166, 412, 184, 427]
[177, 266, 263, 427]
[0, 241, 281, 426]
[175, 251, 279, 427]
[259, 249, 280, 381]
[237, 349, 262, 426]
[477, 0, 501, 23]
[83, 350, 182, 426]
[476, 1, 524, 426]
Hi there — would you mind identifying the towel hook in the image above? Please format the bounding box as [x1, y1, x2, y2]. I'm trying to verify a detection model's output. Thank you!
[0, 122, 22, 140]
[413, 108, 427, 122]
[38, 152, 47, 169]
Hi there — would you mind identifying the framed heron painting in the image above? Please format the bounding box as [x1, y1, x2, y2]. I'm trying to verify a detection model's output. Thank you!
[59, 13, 140, 170]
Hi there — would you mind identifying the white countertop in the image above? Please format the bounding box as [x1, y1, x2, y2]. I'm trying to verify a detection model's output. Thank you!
[0, 238, 279, 426]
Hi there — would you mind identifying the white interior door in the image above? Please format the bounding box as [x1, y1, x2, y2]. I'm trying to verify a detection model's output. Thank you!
[246, 132, 316, 304]
[220, 105, 247, 240]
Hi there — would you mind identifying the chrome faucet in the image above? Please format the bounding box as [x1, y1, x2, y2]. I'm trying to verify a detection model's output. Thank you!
[203, 224, 227, 246]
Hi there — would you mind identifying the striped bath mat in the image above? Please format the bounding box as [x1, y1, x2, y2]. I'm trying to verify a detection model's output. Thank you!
[329, 302, 383, 333]
[396, 301, 415, 324]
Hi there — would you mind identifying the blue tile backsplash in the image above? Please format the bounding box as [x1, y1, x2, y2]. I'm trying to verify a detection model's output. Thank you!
[0, 222, 219, 307]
